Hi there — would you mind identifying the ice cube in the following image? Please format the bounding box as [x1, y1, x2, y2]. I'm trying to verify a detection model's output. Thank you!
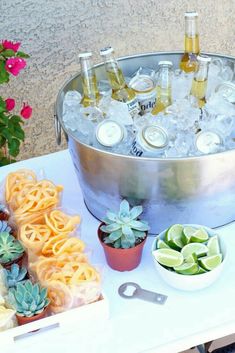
[98, 80, 112, 97]
[63, 91, 82, 114]
[172, 70, 193, 101]
[106, 99, 133, 126]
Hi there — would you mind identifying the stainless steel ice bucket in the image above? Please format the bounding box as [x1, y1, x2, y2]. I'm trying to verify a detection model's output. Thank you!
[55, 52, 235, 233]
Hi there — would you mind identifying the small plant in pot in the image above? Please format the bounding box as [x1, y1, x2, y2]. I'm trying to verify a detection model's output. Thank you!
[3, 263, 28, 288]
[98, 199, 150, 271]
[8, 280, 50, 325]
[0, 231, 25, 269]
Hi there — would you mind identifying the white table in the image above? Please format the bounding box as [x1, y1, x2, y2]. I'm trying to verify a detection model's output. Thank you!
[2, 150, 235, 353]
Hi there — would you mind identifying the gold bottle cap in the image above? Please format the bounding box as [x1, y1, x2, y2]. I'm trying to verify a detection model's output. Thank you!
[96, 120, 124, 147]
[142, 125, 168, 149]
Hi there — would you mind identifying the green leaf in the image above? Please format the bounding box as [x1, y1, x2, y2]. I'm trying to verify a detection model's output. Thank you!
[109, 229, 122, 241]
[1, 128, 12, 142]
[0, 61, 9, 84]
[10, 115, 23, 124]
[16, 51, 30, 59]
[0, 135, 6, 148]
[11, 125, 25, 141]
[0, 113, 9, 125]
[8, 138, 20, 157]
[130, 205, 143, 220]
[1, 49, 15, 57]
[0, 157, 12, 166]
[101, 223, 121, 233]
[129, 220, 149, 231]
[122, 225, 133, 236]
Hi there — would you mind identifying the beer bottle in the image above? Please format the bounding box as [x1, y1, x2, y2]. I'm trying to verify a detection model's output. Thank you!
[100, 46, 139, 117]
[152, 61, 173, 116]
[180, 12, 200, 73]
[191, 55, 211, 108]
[79, 52, 101, 107]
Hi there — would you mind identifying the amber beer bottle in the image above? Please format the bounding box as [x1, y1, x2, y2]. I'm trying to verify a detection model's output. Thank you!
[191, 55, 211, 108]
[152, 61, 173, 116]
[79, 52, 101, 107]
[100, 46, 139, 117]
[180, 11, 200, 73]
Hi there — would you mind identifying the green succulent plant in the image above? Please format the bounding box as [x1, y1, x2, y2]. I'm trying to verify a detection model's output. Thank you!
[0, 221, 11, 233]
[101, 199, 149, 249]
[3, 263, 27, 288]
[8, 280, 50, 317]
[0, 232, 24, 264]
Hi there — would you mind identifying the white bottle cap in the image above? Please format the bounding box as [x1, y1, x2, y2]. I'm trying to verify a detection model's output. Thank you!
[158, 61, 173, 67]
[185, 11, 198, 17]
[78, 52, 92, 58]
[100, 46, 114, 56]
[197, 55, 211, 63]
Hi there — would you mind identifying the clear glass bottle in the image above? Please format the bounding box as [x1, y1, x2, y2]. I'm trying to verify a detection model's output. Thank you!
[79, 52, 101, 107]
[180, 11, 200, 73]
[191, 55, 211, 108]
[152, 61, 173, 116]
[100, 46, 139, 117]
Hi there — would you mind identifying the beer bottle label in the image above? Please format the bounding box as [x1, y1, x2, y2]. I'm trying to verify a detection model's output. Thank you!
[126, 97, 139, 117]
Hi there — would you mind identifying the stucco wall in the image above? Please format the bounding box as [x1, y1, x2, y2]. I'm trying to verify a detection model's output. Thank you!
[0, 0, 234, 161]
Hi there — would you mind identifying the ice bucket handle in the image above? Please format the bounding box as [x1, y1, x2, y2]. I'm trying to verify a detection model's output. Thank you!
[54, 107, 68, 145]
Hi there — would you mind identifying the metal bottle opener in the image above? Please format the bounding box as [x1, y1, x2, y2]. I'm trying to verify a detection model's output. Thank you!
[118, 282, 168, 305]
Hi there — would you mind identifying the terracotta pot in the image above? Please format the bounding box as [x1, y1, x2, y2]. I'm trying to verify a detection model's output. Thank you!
[0, 211, 9, 221]
[16, 305, 49, 326]
[98, 223, 147, 271]
[1, 251, 27, 270]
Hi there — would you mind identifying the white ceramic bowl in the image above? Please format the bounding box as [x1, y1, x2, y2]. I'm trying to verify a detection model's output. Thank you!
[151, 224, 226, 291]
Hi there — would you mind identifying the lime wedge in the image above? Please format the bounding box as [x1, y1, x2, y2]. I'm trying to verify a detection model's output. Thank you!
[174, 262, 199, 275]
[152, 248, 184, 267]
[165, 224, 184, 250]
[181, 243, 208, 259]
[185, 252, 198, 263]
[198, 254, 222, 271]
[190, 227, 209, 243]
[207, 235, 221, 256]
[182, 226, 197, 245]
[157, 239, 170, 249]
[196, 266, 207, 274]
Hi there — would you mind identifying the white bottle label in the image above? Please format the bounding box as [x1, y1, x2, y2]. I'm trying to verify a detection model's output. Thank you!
[127, 97, 139, 117]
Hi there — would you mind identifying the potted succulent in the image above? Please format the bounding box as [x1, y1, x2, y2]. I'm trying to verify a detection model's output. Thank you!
[0, 232, 25, 269]
[8, 280, 50, 325]
[98, 199, 150, 271]
[3, 263, 27, 288]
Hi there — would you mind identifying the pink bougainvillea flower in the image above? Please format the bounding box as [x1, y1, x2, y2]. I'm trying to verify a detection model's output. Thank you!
[5, 98, 15, 111]
[2, 40, 21, 52]
[5, 57, 26, 76]
[20, 103, 32, 119]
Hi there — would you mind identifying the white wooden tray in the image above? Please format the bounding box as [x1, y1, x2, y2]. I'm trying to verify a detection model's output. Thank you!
[1, 295, 109, 346]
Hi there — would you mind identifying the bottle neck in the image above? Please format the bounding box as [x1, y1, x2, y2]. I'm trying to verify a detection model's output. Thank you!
[80, 57, 100, 104]
[103, 53, 126, 90]
[184, 16, 199, 54]
[194, 61, 210, 82]
[158, 66, 172, 99]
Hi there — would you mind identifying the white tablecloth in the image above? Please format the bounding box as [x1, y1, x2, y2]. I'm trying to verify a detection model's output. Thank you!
[2, 150, 235, 353]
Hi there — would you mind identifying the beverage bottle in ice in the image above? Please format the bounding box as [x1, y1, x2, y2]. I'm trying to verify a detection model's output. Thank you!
[191, 55, 211, 108]
[99, 46, 139, 117]
[152, 61, 173, 115]
[130, 125, 169, 157]
[94, 119, 133, 154]
[180, 11, 200, 73]
[79, 52, 101, 107]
